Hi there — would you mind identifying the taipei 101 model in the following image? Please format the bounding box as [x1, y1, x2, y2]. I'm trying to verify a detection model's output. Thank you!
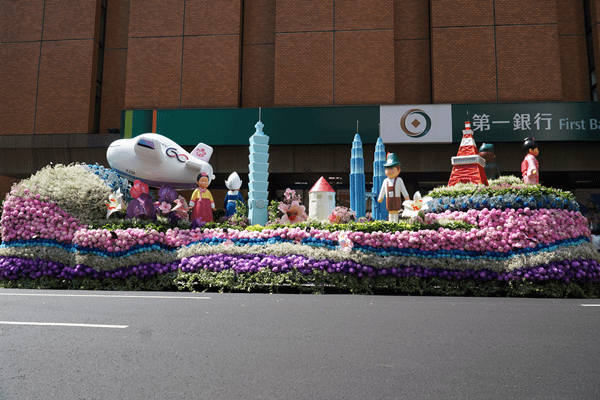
[248, 110, 270, 225]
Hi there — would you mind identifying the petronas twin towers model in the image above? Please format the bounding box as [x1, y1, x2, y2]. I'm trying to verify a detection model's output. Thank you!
[350, 134, 388, 221]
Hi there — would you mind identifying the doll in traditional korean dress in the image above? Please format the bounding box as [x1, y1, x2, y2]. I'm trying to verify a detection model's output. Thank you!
[190, 172, 216, 223]
[521, 137, 539, 185]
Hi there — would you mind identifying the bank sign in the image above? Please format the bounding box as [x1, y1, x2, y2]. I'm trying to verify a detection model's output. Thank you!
[380, 105, 453, 143]
[381, 102, 600, 143]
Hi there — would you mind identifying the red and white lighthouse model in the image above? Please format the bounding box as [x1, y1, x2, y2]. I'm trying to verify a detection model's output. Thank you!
[447, 121, 489, 186]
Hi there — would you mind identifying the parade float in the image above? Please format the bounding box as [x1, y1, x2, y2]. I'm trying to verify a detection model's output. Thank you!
[1, 121, 599, 297]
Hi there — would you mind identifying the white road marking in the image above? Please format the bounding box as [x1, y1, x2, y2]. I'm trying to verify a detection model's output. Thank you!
[580, 304, 600, 307]
[0, 321, 129, 329]
[0, 293, 210, 300]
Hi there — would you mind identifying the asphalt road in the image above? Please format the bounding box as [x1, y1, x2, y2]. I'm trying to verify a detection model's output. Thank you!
[1, 289, 599, 400]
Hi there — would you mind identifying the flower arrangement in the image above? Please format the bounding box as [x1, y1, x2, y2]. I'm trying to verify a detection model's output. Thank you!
[328, 206, 356, 224]
[126, 180, 155, 220]
[1, 166, 599, 297]
[85, 164, 131, 201]
[272, 189, 308, 224]
[426, 177, 580, 214]
[221, 201, 250, 228]
[401, 191, 432, 220]
[8, 164, 113, 224]
[428, 176, 578, 203]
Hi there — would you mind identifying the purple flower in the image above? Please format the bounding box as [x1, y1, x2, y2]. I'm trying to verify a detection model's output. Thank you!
[158, 186, 177, 203]
[126, 193, 155, 220]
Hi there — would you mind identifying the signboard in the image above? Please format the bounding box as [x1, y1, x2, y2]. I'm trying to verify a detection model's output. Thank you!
[380, 105, 452, 143]
[122, 106, 380, 146]
[122, 102, 599, 146]
[452, 102, 600, 142]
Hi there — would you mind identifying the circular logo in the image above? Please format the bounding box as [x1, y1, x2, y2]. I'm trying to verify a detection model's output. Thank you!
[400, 109, 432, 138]
[255, 199, 267, 209]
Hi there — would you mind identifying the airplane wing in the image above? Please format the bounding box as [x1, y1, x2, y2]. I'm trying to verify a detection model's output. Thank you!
[185, 159, 215, 181]
[185, 158, 203, 171]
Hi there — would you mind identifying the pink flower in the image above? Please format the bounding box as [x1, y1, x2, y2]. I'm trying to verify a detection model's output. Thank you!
[327, 206, 356, 224]
[278, 201, 307, 224]
[328, 212, 341, 224]
[158, 202, 172, 214]
[172, 195, 190, 220]
[338, 232, 354, 252]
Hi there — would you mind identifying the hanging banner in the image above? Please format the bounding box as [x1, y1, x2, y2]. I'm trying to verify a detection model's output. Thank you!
[380, 105, 452, 143]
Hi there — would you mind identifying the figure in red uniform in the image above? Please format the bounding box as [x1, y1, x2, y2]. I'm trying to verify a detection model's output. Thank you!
[521, 137, 539, 185]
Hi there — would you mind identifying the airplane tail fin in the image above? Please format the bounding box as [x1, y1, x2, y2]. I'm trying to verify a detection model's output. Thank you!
[190, 143, 213, 163]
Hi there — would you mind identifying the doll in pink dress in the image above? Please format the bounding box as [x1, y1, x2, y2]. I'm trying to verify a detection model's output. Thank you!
[521, 137, 539, 185]
[190, 172, 216, 223]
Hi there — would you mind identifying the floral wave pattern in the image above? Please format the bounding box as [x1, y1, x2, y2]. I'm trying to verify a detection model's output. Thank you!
[1, 166, 599, 291]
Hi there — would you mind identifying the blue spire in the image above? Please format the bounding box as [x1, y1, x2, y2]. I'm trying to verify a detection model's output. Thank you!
[350, 134, 366, 218]
[371, 137, 387, 220]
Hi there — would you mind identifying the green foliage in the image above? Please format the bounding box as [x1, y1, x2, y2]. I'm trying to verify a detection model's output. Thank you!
[88, 215, 473, 234]
[0, 273, 179, 291]
[268, 199, 280, 223]
[224, 201, 250, 227]
[89, 218, 175, 233]
[212, 207, 225, 222]
[235, 200, 248, 218]
[427, 176, 577, 202]
[245, 219, 473, 233]
[2, 271, 599, 297]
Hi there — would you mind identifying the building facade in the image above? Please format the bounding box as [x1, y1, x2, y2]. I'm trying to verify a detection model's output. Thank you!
[1, 0, 599, 210]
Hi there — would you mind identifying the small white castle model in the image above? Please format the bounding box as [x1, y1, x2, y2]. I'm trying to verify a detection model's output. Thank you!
[308, 177, 336, 221]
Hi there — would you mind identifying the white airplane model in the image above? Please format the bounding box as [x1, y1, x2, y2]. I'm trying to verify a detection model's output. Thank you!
[106, 133, 215, 189]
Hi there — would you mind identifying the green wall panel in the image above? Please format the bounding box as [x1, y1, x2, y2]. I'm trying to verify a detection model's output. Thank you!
[124, 106, 380, 146]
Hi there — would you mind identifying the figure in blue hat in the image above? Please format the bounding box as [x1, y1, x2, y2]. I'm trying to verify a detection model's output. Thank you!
[224, 172, 244, 217]
[479, 143, 500, 180]
[377, 153, 410, 222]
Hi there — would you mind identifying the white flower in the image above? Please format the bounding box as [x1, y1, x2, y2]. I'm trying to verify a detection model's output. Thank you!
[402, 191, 433, 219]
[106, 188, 126, 218]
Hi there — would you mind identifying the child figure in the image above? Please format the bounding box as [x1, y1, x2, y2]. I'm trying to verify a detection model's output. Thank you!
[224, 172, 244, 217]
[479, 143, 501, 180]
[378, 153, 410, 222]
[521, 137, 539, 185]
[190, 172, 216, 223]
